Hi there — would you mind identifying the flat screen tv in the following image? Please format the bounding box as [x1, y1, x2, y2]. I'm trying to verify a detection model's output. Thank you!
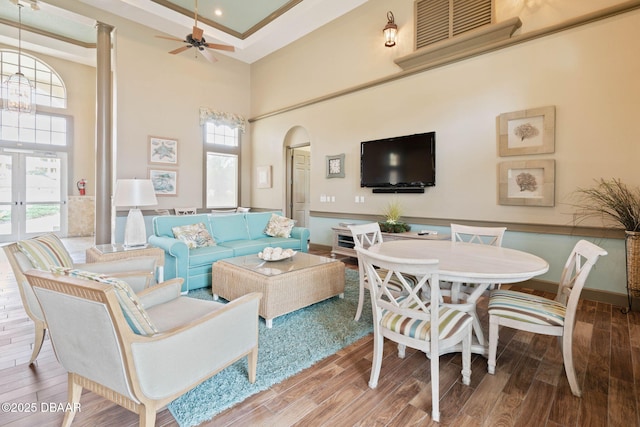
[360, 132, 435, 190]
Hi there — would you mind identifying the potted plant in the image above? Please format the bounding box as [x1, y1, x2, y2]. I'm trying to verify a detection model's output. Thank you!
[573, 178, 640, 311]
[379, 200, 411, 233]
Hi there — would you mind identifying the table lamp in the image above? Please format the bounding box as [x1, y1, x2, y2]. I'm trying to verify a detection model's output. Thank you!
[114, 179, 158, 248]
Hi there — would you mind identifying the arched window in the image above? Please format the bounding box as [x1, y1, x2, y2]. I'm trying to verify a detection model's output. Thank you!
[0, 50, 68, 145]
[0, 50, 72, 241]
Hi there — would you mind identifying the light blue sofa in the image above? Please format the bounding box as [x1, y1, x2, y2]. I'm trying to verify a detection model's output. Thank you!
[148, 211, 309, 292]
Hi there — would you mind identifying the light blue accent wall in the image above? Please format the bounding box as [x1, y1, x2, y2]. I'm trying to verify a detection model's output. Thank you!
[309, 217, 624, 295]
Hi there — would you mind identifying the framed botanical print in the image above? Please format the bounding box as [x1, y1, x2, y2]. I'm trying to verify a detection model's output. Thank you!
[498, 106, 555, 156]
[498, 159, 555, 206]
[326, 154, 345, 178]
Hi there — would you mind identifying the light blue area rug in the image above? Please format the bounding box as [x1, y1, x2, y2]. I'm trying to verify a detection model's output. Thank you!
[168, 268, 372, 427]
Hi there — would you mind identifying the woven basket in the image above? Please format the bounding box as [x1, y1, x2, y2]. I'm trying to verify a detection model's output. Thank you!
[626, 231, 640, 298]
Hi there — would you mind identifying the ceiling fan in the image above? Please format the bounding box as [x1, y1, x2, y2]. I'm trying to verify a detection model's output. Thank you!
[155, 0, 235, 63]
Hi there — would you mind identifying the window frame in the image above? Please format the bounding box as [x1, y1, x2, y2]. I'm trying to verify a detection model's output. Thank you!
[203, 121, 242, 209]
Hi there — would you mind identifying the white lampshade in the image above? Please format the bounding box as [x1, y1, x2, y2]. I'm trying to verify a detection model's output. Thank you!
[114, 179, 158, 207]
[114, 179, 158, 248]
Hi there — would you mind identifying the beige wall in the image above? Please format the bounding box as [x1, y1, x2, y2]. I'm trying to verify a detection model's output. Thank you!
[249, 0, 639, 225]
[43, 0, 252, 209]
[249, 0, 638, 295]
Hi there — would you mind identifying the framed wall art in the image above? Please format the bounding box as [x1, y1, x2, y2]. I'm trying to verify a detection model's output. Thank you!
[498, 106, 555, 156]
[326, 153, 345, 178]
[149, 136, 179, 165]
[149, 169, 178, 196]
[256, 165, 272, 189]
[498, 159, 555, 206]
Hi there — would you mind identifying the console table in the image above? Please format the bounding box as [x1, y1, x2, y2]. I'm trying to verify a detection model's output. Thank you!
[331, 225, 449, 258]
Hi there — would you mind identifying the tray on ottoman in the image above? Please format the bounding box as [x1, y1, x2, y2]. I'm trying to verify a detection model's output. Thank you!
[211, 252, 345, 327]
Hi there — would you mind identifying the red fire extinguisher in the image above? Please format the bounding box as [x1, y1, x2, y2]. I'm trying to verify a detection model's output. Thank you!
[77, 179, 87, 196]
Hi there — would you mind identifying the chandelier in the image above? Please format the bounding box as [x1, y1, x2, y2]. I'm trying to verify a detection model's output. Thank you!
[4, 2, 35, 114]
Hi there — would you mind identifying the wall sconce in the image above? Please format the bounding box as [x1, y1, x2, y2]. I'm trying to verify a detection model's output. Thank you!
[383, 11, 398, 47]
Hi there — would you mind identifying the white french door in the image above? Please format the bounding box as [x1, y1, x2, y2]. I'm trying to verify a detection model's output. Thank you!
[0, 149, 67, 242]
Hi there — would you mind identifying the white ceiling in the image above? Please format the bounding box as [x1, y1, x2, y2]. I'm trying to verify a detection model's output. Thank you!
[0, 0, 368, 65]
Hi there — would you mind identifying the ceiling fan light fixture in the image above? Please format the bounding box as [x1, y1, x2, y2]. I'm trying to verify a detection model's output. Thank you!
[383, 11, 398, 47]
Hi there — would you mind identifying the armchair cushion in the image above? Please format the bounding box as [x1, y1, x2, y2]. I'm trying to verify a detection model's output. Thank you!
[52, 267, 158, 336]
[264, 213, 295, 238]
[172, 222, 216, 249]
[17, 233, 73, 270]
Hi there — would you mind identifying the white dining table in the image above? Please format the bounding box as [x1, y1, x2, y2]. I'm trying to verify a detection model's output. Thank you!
[367, 239, 549, 356]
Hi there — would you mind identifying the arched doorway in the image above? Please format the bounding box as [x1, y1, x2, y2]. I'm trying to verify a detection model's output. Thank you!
[283, 127, 311, 227]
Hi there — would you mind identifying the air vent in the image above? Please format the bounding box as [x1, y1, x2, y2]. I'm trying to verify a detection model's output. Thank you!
[416, 0, 493, 49]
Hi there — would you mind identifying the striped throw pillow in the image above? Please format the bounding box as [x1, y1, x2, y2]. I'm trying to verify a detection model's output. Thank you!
[17, 234, 74, 270]
[51, 267, 158, 336]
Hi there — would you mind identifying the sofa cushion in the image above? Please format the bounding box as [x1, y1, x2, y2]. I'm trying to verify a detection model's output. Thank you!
[208, 213, 250, 243]
[17, 234, 74, 270]
[218, 240, 271, 257]
[172, 222, 216, 249]
[264, 213, 296, 238]
[246, 212, 275, 239]
[51, 267, 158, 336]
[188, 245, 235, 267]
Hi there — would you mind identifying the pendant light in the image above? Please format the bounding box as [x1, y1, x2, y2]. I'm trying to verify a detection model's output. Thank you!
[4, 3, 35, 114]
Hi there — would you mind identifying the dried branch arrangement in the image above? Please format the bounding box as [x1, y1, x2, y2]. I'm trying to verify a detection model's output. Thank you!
[573, 178, 640, 232]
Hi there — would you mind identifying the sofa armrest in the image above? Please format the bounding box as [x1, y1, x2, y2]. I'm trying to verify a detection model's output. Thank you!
[129, 292, 262, 400]
[137, 278, 184, 308]
[148, 236, 189, 283]
[290, 227, 310, 252]
[148, 236, 188, 258]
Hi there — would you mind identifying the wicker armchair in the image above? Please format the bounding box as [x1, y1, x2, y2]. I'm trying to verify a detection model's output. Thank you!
[25, 269, 261, 427]
[4, 237, 158, 364]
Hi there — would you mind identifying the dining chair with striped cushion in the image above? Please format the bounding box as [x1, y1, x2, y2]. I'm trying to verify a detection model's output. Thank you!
[487, 239, 607, 397]
[356, 246, 472, 423]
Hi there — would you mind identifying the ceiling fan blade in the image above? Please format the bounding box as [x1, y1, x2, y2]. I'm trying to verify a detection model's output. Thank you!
[198, 48, 218, 63]
[205, 43, 235, 52]
[169, 45, 191, 55]
[155, 35, 185, 42]
[192, 26, 204, 41]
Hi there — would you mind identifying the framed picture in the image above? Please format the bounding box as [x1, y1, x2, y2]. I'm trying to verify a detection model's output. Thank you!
[149, 136, 179, 165]
[149, 169, 178, 196]
[498, 159, 555, 206]
[326, 153, 345, 178]
[256, 165, 272, 189]
[498, 106, 555, 156]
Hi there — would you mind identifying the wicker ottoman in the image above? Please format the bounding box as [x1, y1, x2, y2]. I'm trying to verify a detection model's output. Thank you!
[211, 252, 345, 327]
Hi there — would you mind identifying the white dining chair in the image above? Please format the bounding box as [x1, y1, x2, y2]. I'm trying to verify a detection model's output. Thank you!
[441, 223, 507, 346]
[348, 223, 413, 321]
[348, 223, 384, 321]
[356, 246, 472, 423]
[487, 239, 607, 397]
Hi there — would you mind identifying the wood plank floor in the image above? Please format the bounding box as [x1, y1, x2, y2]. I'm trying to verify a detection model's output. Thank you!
[0, 238, 638, 426]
